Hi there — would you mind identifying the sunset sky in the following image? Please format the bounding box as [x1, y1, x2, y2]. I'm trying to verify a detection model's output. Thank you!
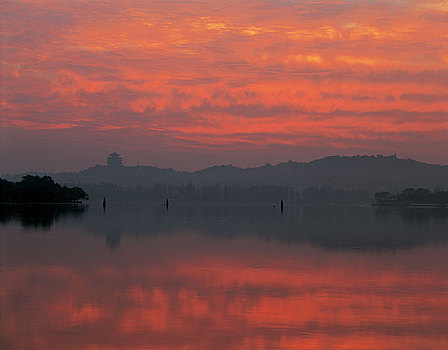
[1, 0, 448, 173]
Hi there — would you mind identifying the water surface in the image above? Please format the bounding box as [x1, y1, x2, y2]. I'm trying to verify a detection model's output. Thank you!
[1, 202, 448, 349]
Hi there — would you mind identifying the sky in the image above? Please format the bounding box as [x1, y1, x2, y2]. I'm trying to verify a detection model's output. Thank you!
[1, 0, 448, 173]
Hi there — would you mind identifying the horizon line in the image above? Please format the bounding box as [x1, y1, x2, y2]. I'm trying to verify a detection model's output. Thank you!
[4, 153, 447, 177]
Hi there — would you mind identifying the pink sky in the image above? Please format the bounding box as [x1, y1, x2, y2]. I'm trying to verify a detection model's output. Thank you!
[1, 0, 448, 173]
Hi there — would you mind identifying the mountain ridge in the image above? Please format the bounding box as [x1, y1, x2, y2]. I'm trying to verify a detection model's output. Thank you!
[5, 155, 448, 192]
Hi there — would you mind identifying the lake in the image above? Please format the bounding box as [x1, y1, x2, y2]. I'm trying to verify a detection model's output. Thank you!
[1, 202, 448, 349]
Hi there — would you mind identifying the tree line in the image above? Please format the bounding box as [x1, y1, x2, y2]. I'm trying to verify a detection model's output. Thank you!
[0, 176, 88, 203]
[374, 188, 448, 206]
[83, 182, 370, 203]
[0, 175, 374, 204]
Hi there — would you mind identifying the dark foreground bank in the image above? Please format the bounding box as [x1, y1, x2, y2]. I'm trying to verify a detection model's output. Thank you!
[0, 175, 88, 203]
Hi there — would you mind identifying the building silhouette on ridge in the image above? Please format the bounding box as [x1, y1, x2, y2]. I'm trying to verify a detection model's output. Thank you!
[107, 152, 122, 167]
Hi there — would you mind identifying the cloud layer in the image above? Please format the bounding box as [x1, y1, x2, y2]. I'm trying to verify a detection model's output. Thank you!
[1, 0, 448, 172]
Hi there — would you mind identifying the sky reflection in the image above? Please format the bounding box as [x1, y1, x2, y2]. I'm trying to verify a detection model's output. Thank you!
[1, 204, 448, 349]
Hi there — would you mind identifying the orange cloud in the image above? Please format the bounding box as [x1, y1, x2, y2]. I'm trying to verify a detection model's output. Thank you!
[1, 0, 448, 172]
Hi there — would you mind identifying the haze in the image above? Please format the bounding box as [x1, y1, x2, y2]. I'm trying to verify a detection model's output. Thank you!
[1, 0, 448, 174]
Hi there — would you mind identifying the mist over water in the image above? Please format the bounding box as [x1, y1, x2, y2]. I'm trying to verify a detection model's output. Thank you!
[1, 202, 448, 349]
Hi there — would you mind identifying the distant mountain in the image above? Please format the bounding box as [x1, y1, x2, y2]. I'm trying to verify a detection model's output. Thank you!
[191, 155, 448, 191]
[6, 155, 448, 193]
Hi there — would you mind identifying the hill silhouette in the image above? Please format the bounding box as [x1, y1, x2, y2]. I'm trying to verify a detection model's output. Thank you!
[6, 155, 448, 194]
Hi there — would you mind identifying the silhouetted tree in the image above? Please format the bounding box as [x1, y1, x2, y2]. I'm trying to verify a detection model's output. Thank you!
[0, 176, 88, 203]
[374, 188, 448, 206]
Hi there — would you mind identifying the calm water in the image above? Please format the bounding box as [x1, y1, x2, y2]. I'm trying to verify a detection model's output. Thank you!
[1, 202, 448, 349]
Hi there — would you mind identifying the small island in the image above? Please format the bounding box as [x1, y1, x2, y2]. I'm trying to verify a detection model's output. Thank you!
[0, 175, 88, 203]
[373, 188, 448, 208]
